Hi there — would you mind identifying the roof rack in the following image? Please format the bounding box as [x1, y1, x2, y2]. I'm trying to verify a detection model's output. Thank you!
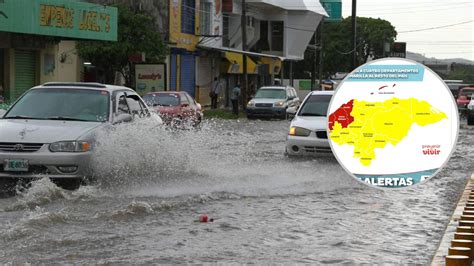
[42, 82, 107, 88]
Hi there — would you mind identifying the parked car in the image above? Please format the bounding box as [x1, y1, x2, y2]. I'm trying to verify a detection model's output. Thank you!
[468, 99, 474, 125]
[0, 82, 159, 191]
[285, 91, 333, 156]
[143, 91, 203, 128]
[457, 87, 474, 109]
[246, 86, 300, 119]
[444, 80, 474, 99]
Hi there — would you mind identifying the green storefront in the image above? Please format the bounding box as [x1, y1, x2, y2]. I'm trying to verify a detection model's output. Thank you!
[0, 0, 117, 101]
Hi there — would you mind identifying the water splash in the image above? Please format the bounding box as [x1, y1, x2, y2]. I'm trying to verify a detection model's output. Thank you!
[91, 119, 352, 198]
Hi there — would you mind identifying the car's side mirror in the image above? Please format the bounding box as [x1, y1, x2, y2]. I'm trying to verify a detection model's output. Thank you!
[288, 96, 295, 100]
[286, 107, 297, 120]
[113, 113, 133, 124]
[0, 109, 6, 118]
[196, 103, 202, 110]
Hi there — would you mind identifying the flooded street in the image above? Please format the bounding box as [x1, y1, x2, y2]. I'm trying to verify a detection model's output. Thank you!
[0, 119, 473, 264]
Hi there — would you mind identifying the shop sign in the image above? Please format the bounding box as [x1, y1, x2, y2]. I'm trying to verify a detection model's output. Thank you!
[135, 64, 166, 95]
[169, 0, 200, 51]
[0, 0, 117, 41]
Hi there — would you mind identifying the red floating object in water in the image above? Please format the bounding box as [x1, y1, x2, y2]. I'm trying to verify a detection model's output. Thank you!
[199, 215, 209, 223]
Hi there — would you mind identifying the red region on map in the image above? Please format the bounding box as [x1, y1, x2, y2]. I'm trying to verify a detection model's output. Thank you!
[328, 99, 355, 130]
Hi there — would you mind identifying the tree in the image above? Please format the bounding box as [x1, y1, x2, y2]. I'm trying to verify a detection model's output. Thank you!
[76, 5, 167, 87]
[290, 16, 397, 80]
[446, 64, 474, 84]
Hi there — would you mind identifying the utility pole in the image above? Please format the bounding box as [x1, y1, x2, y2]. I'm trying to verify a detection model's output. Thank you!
[351, 0, 357, 70]
[289, 61, 293, 86]
[310, 32, 316, 90]
[318, 18, 324, 88]
[241, 0, 248, 108]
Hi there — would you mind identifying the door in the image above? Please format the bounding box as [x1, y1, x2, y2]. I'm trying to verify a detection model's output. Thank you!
[180, 54, 195, 97]
[14, 50, 37, 100]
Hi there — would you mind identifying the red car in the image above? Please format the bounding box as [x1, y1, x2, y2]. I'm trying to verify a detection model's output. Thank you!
[143, 91, 203, 127]
[457, 87, 474, 109]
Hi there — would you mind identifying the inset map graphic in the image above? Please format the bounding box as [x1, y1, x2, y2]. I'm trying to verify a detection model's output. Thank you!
[327, 58, 459, 188]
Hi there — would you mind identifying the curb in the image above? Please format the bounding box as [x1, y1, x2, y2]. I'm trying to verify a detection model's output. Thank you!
[432, 174, 474, 265]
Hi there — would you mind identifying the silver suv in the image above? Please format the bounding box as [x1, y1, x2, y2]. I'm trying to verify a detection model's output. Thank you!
[246, 86, 300, 119]
[0, 82, 159, 191]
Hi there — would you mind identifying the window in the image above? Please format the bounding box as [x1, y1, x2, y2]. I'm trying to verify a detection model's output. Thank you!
[271, 21, 284, 51]
[200, 1, 211, 36]
[287, 89, 294, 98]
[126, 93, 147, 118]
[5, 88, 110, 122]
[184, 93, 196, 107]
[180, 93, 190, 105]
[143, 93, 180, 106]
[298, 95, 332, 116]
[254, 89, 286, 99]
[117, 93, 130, 115]
[223, 16, 229, 47]
[181, 0, 195, 34]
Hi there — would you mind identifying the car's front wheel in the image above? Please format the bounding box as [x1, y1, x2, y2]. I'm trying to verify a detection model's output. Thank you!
[51, 178, 82, 190]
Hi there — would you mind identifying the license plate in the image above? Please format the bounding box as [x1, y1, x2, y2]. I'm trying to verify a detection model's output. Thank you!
[4, 159, 29, 172]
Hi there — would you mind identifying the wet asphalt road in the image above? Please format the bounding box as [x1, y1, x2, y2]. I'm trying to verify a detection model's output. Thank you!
[0, 118, 472, 264]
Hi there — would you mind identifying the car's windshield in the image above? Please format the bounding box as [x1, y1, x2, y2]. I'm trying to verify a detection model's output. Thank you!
[460, 89, 474, 98]
[254, 89, 286, 99]
[4, 88, 109, 122]
[143, 93, 180, 106]
[298, 94, 332, 116]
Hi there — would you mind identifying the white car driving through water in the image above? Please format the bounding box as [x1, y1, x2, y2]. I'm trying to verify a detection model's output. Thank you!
[0, 82, 160, 191]
[286, 91, 333, 156]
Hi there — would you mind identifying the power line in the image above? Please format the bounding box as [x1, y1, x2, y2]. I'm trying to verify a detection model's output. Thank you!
[345, 1, 472, 12]
[351, 3, 474, 15]
[398, 20, 474, 33]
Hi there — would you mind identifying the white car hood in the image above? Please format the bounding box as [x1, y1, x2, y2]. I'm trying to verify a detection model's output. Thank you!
[291, 115, 328, 131]
[0, 119, 102, 143]
[252, 98, 286, 104]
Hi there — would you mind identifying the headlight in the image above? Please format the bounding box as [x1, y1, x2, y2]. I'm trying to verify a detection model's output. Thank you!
[49, 141, 91, 152]
[247, 100, 255, 107]
[274, 101, 285, 107]
[289, 126, 311, 137]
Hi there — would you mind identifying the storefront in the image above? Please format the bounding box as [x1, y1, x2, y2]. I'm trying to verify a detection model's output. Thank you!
[0, 0, 118, 101]
[168, 0, 200, 98]
[197, 44, 283, 105]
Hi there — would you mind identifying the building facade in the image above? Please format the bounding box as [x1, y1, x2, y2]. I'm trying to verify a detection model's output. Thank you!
[0, 0, 118, 102]
[169, 0, 327, 106]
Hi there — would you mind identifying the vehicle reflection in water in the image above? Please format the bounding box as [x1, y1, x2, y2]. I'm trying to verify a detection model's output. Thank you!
[0, 118, 472, 264]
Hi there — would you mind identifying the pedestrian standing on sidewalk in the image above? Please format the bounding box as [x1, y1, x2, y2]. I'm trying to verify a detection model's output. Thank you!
[231, 84, 241, 116]
[210, 77, 221, 109]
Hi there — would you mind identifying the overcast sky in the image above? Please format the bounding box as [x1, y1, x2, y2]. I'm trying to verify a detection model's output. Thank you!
[340, 0, 474, 61]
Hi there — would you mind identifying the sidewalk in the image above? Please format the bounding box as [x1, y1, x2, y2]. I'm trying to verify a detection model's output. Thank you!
[431, 174, 474, 265]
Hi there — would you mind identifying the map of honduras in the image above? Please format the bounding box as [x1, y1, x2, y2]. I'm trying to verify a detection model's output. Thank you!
[328, 97, 447, 166]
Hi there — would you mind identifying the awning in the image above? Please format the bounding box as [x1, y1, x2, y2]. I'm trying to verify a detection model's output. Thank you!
[224, 52, 258, 74]
[198, 44, 284, 75]
[259, 57, 282, 75]
[247, 0, 328, 17]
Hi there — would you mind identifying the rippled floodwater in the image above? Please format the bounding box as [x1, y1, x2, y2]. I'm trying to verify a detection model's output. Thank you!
[0, 118, 473, 264]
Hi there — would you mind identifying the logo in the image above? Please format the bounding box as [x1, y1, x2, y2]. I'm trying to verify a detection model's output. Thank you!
[13, 144, 24, 151]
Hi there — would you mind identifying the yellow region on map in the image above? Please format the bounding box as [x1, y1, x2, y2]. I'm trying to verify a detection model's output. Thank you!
[329, 98, 447, 166]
